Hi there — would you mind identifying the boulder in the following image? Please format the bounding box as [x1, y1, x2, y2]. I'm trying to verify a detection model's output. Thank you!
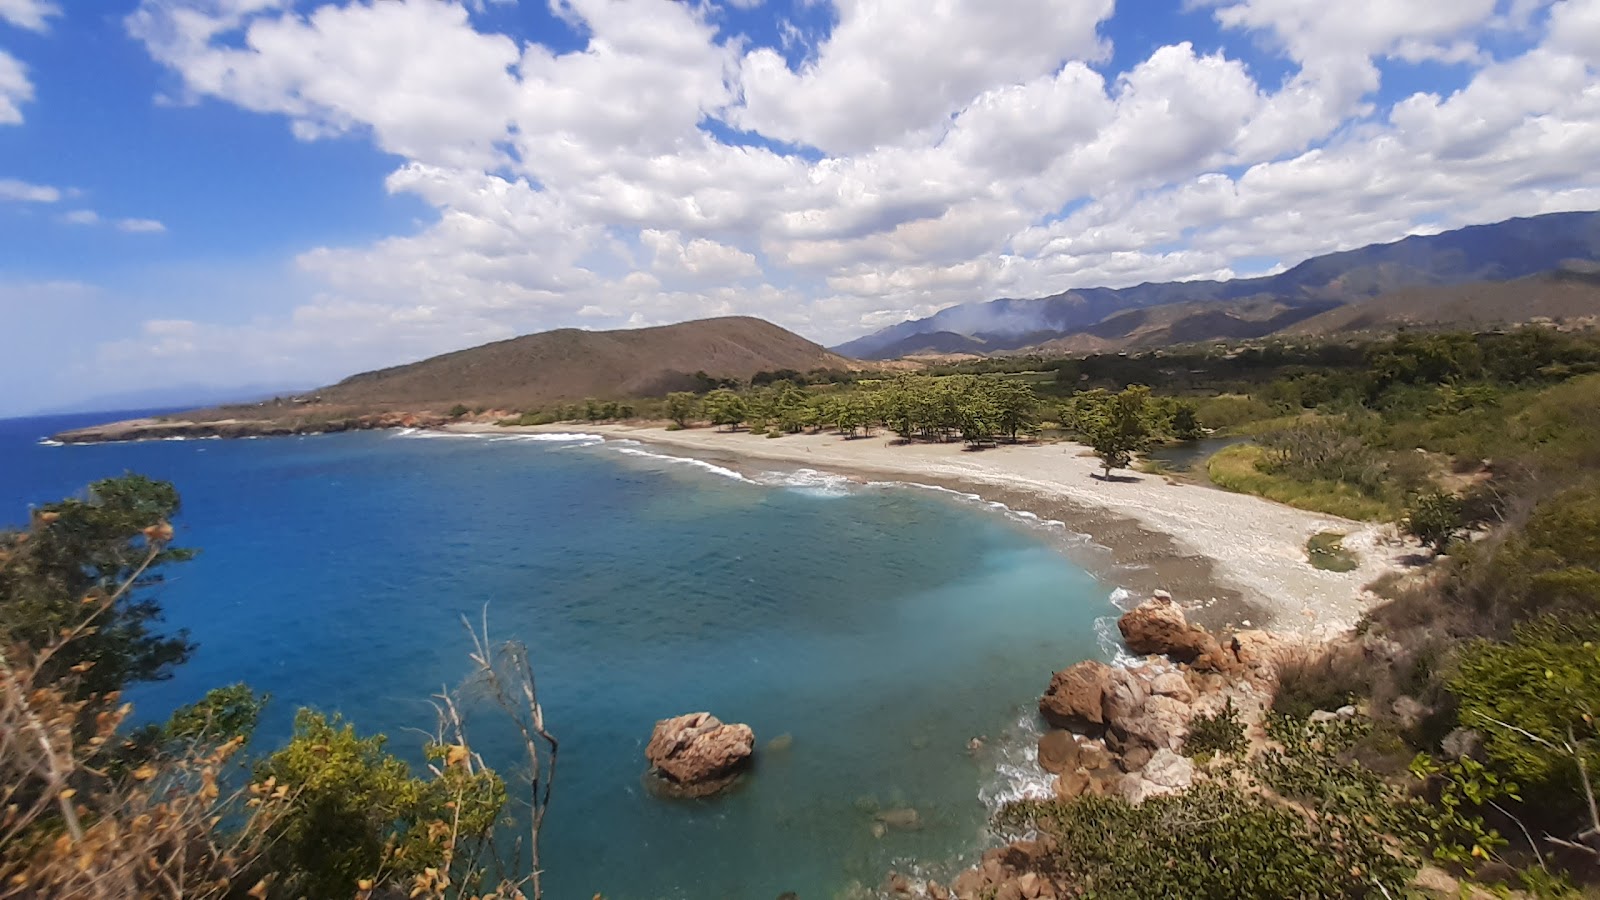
[1039, 660, 1115, 731]
[1148, 671, 1196, 703]
[1110, 694, 1192, 753]
[1036, 730, 1081, 775]
[1142, 748, 1196, 791]
[1118, 594, 1228, 669]
[1119, 748, 1195, 803]
[1102, 667, 1148, 724]
[644, 712, 754, 797]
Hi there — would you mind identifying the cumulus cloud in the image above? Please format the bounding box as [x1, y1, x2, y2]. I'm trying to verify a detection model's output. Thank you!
[0, 176, 57, 201]
[0, 0, 60, 32]
[67, 0, 1600, 394]
[0, 48, 33, 124]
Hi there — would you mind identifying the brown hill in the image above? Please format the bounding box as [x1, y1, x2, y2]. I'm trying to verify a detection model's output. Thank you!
[1283, 270, 1600, 337]
[296, 316, 861, 412]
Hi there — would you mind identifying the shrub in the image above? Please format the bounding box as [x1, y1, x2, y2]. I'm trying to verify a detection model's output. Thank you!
[1450, 617, 1600, 832]
[1184, 698, 1245, 759]
[997, 780, 1412, 899]
[256, 710, 506, 899]
[1404, 489, 1464, 553]
[1272, 647, 1371, 719]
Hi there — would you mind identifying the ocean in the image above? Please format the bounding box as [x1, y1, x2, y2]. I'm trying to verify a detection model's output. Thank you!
[0, 412, 1120, 899]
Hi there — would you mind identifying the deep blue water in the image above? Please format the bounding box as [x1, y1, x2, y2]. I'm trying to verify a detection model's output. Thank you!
[1, 413, 1116, 899]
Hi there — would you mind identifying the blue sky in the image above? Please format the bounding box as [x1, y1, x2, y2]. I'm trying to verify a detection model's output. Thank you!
[1, 0, 1597, 415]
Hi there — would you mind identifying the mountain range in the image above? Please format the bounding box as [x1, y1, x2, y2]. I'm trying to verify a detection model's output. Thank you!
[832, 210, 1600, 359]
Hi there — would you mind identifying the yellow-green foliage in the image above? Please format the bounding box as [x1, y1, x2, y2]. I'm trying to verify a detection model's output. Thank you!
[257, 710, 506, 899]
[1451, 617, 1600, 833]
[1206, 444, 1396, 520]
[1192, 394, 1277, 431]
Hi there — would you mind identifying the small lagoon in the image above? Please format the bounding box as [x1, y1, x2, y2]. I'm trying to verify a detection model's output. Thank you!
[1, 415, 1119, 898]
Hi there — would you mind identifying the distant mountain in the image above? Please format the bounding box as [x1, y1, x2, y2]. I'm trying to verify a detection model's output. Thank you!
[834, 210, 1600, 359]
[275, 316, 862, 413]
[1282, 268, 1600, 338]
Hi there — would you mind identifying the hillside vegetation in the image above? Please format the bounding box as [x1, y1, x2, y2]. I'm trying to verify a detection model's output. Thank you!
[258, 316, 862, 414]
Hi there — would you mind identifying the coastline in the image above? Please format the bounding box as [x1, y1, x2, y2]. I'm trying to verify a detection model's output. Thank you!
[447, 422, 1413, 636]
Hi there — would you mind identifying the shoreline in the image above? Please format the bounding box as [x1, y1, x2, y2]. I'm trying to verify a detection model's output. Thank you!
[446, 422, 1414, 636]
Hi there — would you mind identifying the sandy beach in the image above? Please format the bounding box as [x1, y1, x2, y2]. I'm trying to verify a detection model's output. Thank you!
[448, 422, 1414, 636]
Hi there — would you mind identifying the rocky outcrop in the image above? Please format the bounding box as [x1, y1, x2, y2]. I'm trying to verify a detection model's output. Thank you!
[1119, 748, 1195, 804]
[644, 712, 754, 798]
[51, 411, 452, 444]
[1038, 660, 1115, 731]
[1117, 593, 1237, 673]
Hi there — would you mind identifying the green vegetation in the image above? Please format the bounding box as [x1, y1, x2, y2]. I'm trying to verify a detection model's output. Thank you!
[256, 710, 506, 898]
[1062, 385, 1154, 476]
[1306, 532, 1359, 572]
[1207, 443, 1395, 520]
[1403, 488, 1464, 553]
[1451, 617, 1600, 829]
[1182, 698, 1245, 759]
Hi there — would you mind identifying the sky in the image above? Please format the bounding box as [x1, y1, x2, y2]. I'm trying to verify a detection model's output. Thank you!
[2, 0, 1599, 415]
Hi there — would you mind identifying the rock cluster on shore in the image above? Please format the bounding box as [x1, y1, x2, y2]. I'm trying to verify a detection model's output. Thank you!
[643, 712, 756, 798]
[886, 592, 1298, 900]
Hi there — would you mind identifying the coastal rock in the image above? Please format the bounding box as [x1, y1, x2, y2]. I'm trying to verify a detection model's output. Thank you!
[644, 712, 754, 797]
[1149, 671, 1196, 703]
[1039, 660, 1115, 732]
[1118, 594, 1229, 670]
[1036, 730, 1081, 775]
[875, 808, 922, 831]
[1101, 667, 1148, 725]
[1119, 748, 1194, 803]
[1109, 694, 1192, 754]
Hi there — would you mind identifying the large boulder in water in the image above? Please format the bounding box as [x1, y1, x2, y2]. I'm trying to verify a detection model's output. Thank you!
[645, 712, 755, 798]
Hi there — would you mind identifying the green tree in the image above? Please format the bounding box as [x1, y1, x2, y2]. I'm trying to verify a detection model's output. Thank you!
[702, 389, 747, 431]
[0, 474, 194, 701]
[1075, 386, 1154, 477]
[665, 392, 700, 428]
[991, 378, 1040, 441]
[1171, 401, 1204, 441]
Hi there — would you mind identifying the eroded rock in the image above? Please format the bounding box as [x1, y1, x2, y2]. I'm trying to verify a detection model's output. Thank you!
[1039, 659, 1115, 731]
[644, 712, 754, 798]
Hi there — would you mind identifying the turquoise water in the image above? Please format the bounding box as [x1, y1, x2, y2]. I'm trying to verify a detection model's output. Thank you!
[1, 415, 1117, 898]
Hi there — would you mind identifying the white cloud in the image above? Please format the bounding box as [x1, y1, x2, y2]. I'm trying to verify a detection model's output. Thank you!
[0, 176, 57, 201]
[732, 0, 1115, 154]
[64, 0, 1600, 397]
[0, 48, 32, 124]
[0, 0, 60, 32]
[117, 217, 168, 233]
[640, 229, 761, 282]
[61, 209, 98, 225]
